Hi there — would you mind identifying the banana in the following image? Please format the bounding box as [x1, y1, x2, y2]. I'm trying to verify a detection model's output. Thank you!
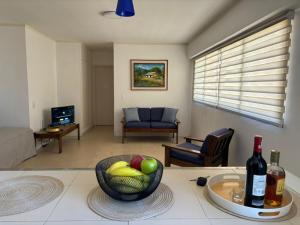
[143, 182, 149, 189]
[109, 166, 143, 176]
[110, 176, 144, 191]
[132, 174, 151, 183]
[106, 161, 129, 174]
[106, 161, 151, 194]
[112, 185, 139, 194]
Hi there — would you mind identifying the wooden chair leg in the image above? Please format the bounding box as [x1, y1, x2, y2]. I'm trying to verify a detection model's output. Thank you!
[164, 146, 171, 167]
[122, 128, 125, 144]
[176, 132, 178, 144]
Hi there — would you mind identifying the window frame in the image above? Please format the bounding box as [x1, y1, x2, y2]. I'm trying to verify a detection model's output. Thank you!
[192, 10, 294, 127]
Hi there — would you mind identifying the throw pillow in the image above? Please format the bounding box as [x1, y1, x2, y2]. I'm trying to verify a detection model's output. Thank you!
[161, 108, 178, 123]
[123, 107, 140, 122]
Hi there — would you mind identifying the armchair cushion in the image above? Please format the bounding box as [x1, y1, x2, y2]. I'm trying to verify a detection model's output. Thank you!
[201, 128, 230, 153]
[151, 122, 176, 129]
[123, 108, 140, 122]
[138, 108, 151, 122]
[178, 142, 202, 151]
[150, 108, 164, 121]
[170, 149, 204, 165]
[125, 121, 150, 128]
[161, 108, 178, 123]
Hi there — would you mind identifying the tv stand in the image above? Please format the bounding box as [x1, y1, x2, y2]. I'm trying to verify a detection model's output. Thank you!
[34, 123, 80, 153]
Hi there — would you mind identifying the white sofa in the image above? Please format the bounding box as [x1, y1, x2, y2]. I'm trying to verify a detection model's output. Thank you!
[0, 127, 36, 168]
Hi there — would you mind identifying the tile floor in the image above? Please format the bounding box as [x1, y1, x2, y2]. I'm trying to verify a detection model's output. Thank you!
[18, 126, 180, 169]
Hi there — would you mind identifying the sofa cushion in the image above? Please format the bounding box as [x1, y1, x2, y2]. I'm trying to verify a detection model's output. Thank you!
[161, 108, 178, 123]
[125, 121, 150, 128]
[138, 108, 151, 122]
[150, 107, 164, 121]
[151, 122, 176, 129]
[123, 108, 140, 122]
[170, 148, 204, 165]
[201, 128, 229, 153]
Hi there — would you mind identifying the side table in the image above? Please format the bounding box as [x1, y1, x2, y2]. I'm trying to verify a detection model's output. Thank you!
[34, 123, 80, 153]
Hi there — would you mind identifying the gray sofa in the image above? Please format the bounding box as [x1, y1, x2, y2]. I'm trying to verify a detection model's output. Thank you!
[121, 107, 180, 143]
[0, 127, 36, 168]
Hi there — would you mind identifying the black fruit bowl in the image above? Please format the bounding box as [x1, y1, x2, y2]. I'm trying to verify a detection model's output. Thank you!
[95, 155, 163, 201]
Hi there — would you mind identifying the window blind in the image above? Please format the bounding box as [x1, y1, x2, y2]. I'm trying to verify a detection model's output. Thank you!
[193, 17, 292, 127]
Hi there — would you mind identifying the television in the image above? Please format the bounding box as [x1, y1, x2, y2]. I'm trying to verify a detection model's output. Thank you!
[51, 105, 75, 126]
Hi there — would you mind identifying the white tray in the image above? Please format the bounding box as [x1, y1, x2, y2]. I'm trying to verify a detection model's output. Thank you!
[207, 173, 294, 220]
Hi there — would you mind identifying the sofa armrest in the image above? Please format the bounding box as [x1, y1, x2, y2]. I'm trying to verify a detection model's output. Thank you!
[162, 144, 205, 157]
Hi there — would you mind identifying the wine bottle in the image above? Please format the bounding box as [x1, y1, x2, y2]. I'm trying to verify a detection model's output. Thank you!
[244, 135, 267, 208]
[265, 150, 285, 206]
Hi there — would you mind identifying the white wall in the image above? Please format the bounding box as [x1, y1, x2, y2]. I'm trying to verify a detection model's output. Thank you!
[0, 27, 92, 134]
[56, 42, 82, 127]
[25, 26, 57, 131]
[91, 50, 113, 66]
[0, 25, 30, 127]
[93, 66, 114, 125]
[91, 49, 114, 125]
[187, 0, 300, 58]
[81, 45, 93, 133]
[0, 25, 92, 137]
[113, 44, 192, 136]
[56, 42, 92, 134]
[189, 9, 300, 177]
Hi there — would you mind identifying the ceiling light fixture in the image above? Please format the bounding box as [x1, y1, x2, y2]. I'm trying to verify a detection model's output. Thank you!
[116, 0, 135, 17]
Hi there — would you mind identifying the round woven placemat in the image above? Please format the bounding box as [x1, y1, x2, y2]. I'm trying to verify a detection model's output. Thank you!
[0, 175, 64, 217]
[87, 183, 174, 221]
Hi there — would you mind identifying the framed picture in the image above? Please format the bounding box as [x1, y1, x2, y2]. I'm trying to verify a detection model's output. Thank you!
[130, 59, 168, 90]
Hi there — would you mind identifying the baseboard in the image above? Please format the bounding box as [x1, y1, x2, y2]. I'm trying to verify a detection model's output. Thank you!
[81, 124, 93, 135]
[64, 124, 93, 138]
[286, 171, 300, 194]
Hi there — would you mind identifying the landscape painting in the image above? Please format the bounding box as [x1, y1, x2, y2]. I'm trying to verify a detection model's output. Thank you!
[131, 60, 168, 90]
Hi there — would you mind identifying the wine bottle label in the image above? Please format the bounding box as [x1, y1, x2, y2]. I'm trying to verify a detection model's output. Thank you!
[252, 175, 266, 196]
[276, 178, 285, 195]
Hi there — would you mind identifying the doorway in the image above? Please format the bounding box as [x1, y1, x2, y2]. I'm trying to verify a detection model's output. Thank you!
[93, 66, 114, 125]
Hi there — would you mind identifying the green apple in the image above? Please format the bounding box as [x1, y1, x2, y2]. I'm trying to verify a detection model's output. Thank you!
[141, 158, 158, 174]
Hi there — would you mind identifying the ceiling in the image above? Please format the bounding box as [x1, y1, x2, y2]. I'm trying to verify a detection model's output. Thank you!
[0, 0, 237, 48]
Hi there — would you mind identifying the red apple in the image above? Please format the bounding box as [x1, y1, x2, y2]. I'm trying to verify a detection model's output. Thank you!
[130, 155, 144, 171]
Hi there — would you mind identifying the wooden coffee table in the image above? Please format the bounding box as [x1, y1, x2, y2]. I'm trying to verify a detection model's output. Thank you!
[34, 123, 80, 153]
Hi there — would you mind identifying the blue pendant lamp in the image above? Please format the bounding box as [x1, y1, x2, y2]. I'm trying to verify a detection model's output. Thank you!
[116, 0, 135, 17]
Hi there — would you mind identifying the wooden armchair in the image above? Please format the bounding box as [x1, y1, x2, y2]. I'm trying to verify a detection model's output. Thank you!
[163, 128, 234, 167]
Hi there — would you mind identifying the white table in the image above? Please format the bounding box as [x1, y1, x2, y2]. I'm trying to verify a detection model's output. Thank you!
[0, 167, 299, 225]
